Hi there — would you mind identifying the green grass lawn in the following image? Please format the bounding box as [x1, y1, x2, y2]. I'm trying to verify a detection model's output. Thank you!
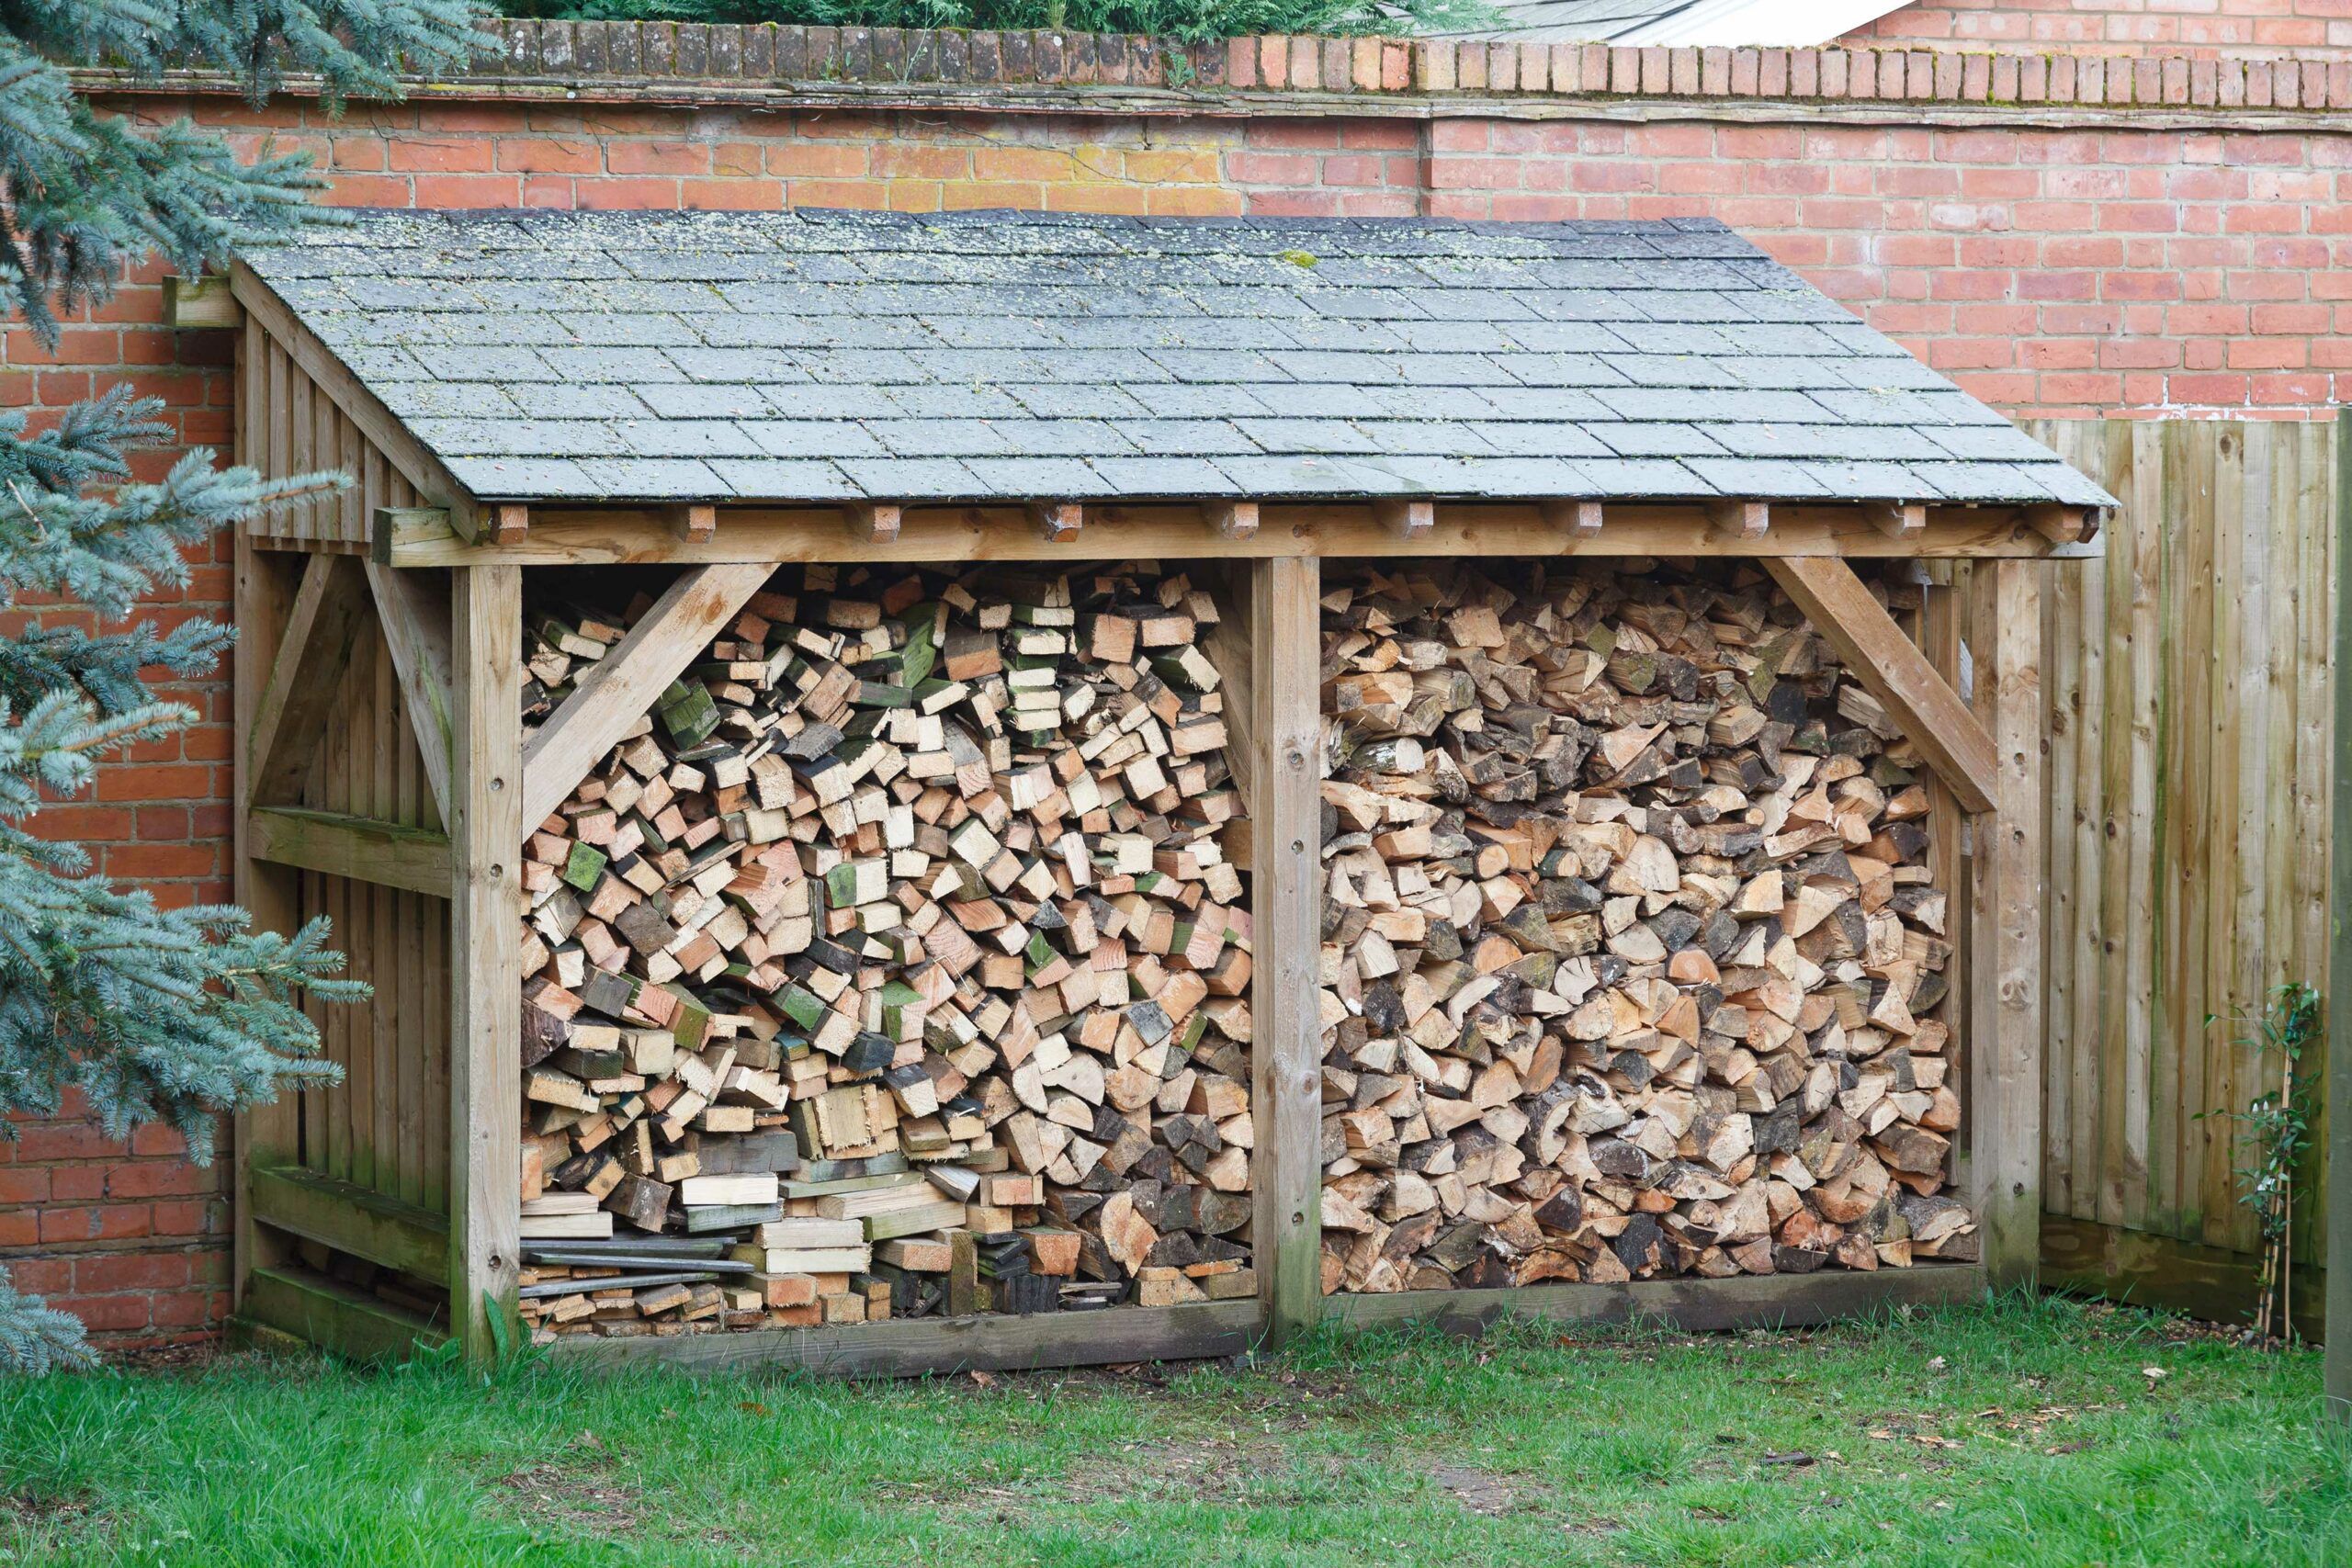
[2, 1292, 2344, 1567]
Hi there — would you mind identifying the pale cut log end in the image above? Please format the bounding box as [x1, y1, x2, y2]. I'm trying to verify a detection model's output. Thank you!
[1544, 499, 1604, 538]
[1207, 501, 1260, 540]
[846, 502, 903, 545]
[1868, 502, 1927, 540]
[1707, 500, 1770, 540]
[666, 503, 718, 545]
[1031, 502, 1084, 544]
[1375, 499, 1435, 539]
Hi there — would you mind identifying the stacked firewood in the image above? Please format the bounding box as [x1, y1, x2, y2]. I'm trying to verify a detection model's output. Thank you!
[1317, 561, 1973, 1295]
[514, 564, 1257, 1339]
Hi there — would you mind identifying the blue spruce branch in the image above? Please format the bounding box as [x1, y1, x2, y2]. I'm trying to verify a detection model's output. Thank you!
[0, 0, 486, 1371]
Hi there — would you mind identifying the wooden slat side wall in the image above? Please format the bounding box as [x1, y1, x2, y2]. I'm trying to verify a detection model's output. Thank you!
[2029, 418, 2337, 1292]
[243, 355, 453, 1226]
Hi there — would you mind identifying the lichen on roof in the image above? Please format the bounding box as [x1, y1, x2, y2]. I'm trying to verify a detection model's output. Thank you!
[241, 207, 2114, 512]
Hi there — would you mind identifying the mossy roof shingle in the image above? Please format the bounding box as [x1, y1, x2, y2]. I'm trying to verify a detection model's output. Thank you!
[241, 208, 2114, 513]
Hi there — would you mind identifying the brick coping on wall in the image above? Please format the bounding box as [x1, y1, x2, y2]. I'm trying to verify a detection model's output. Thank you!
[81, 18, 2352, 120]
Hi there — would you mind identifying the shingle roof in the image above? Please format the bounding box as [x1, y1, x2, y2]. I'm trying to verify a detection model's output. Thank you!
[240, 209, 2112, 513]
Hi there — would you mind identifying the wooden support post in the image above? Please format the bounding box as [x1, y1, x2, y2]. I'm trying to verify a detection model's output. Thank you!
[363, 562, 455, 823]
[1251, 555, 1324, 1348]
[664, 503, 718, 544]
[2327, 405, 2350, 1423]
[1708, 500, 1770, 540]
[1375, 498, 1433, 539]
[519, 563, 775, 831]
[1542, 499, 1604, 538]
[1917, 567, 1971, 1230]
[1966, 559, 2044, 1286]
[246, 552, 371, 808]
[449, 565, 523, 1361]
[1205, 501, 1259, 541]
[1030, 502, 1083, 544]
[1763, 556, 2000, 815]
[1868, 501, 1928, 540]
[846, 502, 902, 545]
[232, 533, 301, 1308]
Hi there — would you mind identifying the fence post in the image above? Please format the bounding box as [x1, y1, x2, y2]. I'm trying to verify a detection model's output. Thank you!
[1969, 559, 2047, 1285]
[2326, 408, 2349, 1422]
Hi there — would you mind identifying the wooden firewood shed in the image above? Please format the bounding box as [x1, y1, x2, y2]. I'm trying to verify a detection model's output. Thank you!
[210, 207, 2114, 1371]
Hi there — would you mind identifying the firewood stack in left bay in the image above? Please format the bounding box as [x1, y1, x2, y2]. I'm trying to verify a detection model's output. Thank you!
[513, 563, 1257, 1340]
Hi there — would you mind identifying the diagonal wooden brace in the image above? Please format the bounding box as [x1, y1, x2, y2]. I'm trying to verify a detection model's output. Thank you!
[364, 562, 455, 823]
[246, 552, 372, 808]
[1763, 556, 2000, 816]
[518, 563, 775, 832]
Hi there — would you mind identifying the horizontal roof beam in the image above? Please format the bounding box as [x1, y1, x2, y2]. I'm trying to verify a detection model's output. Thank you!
[346, 499, 2103, 569]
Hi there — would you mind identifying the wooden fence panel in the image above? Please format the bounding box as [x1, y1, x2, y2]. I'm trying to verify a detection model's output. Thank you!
[2028, 417, 2337, 1307]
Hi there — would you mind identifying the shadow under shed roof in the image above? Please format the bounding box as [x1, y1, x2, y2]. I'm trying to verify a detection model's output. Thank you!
[238, 208, 2114, 514]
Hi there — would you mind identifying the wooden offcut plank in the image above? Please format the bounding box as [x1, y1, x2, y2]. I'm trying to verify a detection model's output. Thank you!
[250, 1164, 451, 1287]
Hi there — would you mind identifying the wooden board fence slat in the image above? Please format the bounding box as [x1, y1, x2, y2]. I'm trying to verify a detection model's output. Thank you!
[2027, 417, 2337, 1314]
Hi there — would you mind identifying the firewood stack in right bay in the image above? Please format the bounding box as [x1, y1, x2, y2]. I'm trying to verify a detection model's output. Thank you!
[1317, 560, 1974, 1294]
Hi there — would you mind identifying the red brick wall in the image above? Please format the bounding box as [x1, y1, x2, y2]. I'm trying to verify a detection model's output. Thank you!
[6, 39, 2346, 1348]
[1847, 0, 2352, 59]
